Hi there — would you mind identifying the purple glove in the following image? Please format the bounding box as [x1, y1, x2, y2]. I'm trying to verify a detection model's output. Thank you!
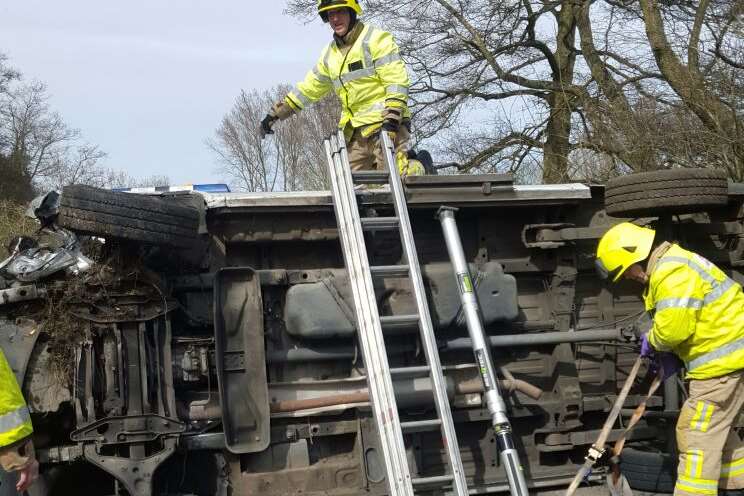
[640, 333, 655, 358]
[656, 352, 682, 381]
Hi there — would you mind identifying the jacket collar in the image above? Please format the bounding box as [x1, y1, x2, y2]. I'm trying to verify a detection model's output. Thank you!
[646, 241, 673, 275]
[334, 21, 365, 48]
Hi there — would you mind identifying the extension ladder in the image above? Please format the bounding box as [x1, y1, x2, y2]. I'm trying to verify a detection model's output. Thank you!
[324, 130, 469, 496]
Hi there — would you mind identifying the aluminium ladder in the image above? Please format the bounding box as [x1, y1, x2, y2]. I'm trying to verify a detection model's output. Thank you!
[324, 130, 469, 496]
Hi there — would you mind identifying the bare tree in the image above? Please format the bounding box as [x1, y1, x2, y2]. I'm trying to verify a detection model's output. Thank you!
[209, 85, 338, 192]
[285, 0, 744, 182]
[0, 77, 109, 195]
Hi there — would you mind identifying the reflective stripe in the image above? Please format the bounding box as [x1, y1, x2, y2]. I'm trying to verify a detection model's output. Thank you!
[361, 26, 374, 69]
[373, 52, 402, 68]
[689, 402, 715, 432]
[385, 84, 409, 97]
[0, 405, 30, 433]
[687, 336, 744, 371]
[722, 457, 744, 478]
[676, 474, 718, 494]
[655, 255, 738, 308]
[685, 449, 704, 478]
[290, 89, 312, 108]
[323, 42, 333, 71]
[656, 297, 704, 311]
[340, 67, 375, 85]
[657, 256, 717, 284]
[704, 277, 735, 304]
[354, 100, 385, 119]
[312, 67, 331, 85]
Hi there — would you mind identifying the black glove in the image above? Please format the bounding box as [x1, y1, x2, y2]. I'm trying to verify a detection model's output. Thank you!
[260, 114, 278, 139]
[381, 118, 400, 133]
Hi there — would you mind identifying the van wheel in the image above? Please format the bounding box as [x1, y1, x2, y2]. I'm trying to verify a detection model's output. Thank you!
[619, 447, 676, 493]
[58, 185, 200, 248]
[604, 169, 729, 217]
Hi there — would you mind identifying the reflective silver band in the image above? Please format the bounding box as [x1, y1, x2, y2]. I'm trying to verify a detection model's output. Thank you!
[290, 89, 311, 108]
[687, 336, 744, 371]
[312, 67, 331, 85]
[676, 476, 718, 490]
[0, 405, 30, 433]
[655, 297, 704, 311]
[374, 52, 402, 68]
[340, 67, 375, 85]
[704, 277, 735, 304]
[656, 256, 716, 284]
[362, 27, 374, 69]
[655, 255, 738, 308]
[323, 42, 333, 70]
[385, 84, 409, 97]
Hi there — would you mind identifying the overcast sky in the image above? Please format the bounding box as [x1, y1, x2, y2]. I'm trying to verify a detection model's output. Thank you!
[0, 1, 330, 186]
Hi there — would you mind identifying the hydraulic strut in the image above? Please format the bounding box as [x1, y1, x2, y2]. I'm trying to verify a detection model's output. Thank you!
[437, 206, 529, 496]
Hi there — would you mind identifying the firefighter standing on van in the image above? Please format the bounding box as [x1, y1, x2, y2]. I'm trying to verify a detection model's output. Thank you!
[0, 347, 37, 493]
[259, 0, 422, 176]
[596, 222, 744, 495]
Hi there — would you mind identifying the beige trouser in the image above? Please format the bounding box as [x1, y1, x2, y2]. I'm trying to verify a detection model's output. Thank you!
[674, 370, 744, 495]
[347, 126, 411, 172]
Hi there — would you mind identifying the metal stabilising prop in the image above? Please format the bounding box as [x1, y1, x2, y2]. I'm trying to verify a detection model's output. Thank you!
[437, 206, 529, 496]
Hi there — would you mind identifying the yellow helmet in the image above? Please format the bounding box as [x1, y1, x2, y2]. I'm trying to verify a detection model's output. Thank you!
[317, 0, 362, 21]
[596, 222, 655, 282]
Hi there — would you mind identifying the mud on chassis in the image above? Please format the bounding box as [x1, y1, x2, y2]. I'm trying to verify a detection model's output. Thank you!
[2, 168, 744, 495]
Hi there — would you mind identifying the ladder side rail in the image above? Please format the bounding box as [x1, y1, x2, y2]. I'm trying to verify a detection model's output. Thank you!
[325, 134, 414, 496]
[379, 133, 470, 496]
[332, 134, 413, 495]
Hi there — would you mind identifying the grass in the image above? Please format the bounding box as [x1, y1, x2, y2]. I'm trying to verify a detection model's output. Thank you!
[0, 200, 37, 255]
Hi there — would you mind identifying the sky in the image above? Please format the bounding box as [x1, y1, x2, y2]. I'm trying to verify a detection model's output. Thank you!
[0, 1, 330, 186]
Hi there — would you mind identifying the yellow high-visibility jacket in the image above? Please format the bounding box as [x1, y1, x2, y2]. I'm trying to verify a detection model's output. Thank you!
[0, 348, 32, 447]
[646, 244, 744, 379]
[285, 22, 410, 136]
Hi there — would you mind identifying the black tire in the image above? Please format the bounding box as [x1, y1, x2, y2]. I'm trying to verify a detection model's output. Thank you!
[619, 447, 676, 493]
[58, 185, 200, 248]
[604, 168, 729, 217]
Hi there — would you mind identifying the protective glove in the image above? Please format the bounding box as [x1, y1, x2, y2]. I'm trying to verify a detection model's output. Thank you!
[381, 118, 399, 145]
[654, 352, 683, 381]
[640, 333, 655, 359]
[259, 113, 278, 139]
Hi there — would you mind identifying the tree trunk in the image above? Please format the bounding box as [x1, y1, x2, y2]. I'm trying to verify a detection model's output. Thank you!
[542, 2, 578, 183]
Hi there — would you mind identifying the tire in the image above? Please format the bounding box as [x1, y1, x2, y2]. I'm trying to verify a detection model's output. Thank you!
[604, 168, 729, 217]
[58, 185, 200, 248]
[620, 447, 677, 493]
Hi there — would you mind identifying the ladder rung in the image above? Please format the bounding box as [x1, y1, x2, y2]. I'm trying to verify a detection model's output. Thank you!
[370, 264, 409, 277]
[390, 366, 430, 377]
[401, 419, 441, 433]
[380, 314, 419, 330]
[361, 217, 399, 231]
[412, 475, 454, 487]
[352, 171, 389, 185]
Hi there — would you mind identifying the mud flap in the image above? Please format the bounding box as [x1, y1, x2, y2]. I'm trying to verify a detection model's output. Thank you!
[214, 267, 269, 453]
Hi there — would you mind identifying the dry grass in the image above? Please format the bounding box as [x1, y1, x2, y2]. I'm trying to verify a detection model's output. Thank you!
[0, 200, 37, 255]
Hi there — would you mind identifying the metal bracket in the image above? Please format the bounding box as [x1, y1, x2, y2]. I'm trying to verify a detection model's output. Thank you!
[522, 224, 610, 249]
[82, 437, 177, 496]
[71, 414, 185, 445]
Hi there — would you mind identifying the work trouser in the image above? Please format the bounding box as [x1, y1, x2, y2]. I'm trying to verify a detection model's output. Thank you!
[674, 370, 744, 495]
[347, 125, 414, 173]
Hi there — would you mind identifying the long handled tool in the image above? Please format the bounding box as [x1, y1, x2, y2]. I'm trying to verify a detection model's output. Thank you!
[437, 206, 529, 496]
